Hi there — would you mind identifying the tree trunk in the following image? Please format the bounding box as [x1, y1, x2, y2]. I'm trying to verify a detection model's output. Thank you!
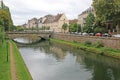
[0, 40, 2, 46]
[116, 21, 120, 34]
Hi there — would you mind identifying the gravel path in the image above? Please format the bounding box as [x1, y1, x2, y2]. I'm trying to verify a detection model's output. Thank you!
[10, 43, 18, 80]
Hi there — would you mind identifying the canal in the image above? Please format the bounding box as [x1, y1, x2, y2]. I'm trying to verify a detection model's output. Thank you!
[15, 38, 120, 80]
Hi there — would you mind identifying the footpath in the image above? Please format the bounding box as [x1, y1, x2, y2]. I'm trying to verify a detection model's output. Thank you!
[10, 42, 18, 80]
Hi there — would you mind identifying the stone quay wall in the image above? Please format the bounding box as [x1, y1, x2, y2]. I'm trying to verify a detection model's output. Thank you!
[52, 33, 120, 49]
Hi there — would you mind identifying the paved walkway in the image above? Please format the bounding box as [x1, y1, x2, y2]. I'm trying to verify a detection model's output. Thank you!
[10, 42, 18, 80]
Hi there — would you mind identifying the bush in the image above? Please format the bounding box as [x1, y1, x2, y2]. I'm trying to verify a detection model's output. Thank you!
[94, 27, 107, 33]
[94, 41, 104, 48]
[84, 41, 92, 46]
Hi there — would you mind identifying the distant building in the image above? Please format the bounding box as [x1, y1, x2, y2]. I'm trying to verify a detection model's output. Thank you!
[22, 23, 27, 28]
[78, 7, 95, 31]
[42, 13, 69, 33]
[23, 13, 69, 33]
[26, 18, 38, 29]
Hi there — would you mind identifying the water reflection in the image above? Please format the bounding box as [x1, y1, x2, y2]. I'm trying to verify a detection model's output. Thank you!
[15, 38, 120, 80]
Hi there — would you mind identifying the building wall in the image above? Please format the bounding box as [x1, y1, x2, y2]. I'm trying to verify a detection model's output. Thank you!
[42, 14, 69, 33]
[58, 14, 69, 33]
[78, 7, 95, 31]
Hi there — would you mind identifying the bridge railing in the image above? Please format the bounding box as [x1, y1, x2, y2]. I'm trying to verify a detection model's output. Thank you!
[6, 30, 53, 34]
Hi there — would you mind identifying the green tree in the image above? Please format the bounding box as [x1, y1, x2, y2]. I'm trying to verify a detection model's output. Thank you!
[0, 27, 5, 45]
[62, 23, 68, 33]
[69, 23, 81, 33]
[92, 0, 120, 33]
[0, 1, 13, 31]
[69, 23, 76, 32]
[83, 13, 95, 33]
[94, 27, 106, 34]
[16, 26, 24, 31]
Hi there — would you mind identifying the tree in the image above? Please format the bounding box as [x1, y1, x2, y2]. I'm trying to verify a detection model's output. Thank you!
[69, 23, 81, 33]
[94, 27, 106, 34]
[62, 23, 68, 33]
[0, 1, 13, 31]
[92, 0, 120, 33]
[83, 13, 95, 33]
[0, 26, 4, 45]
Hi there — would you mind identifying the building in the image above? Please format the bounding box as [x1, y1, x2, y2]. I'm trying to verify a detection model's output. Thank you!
[69, 19, 78, 24]
[78, 7, 117, 34]
[23, 13, 69, 33]
[26, 18, 38, 29]
[78, 7, 95, 31]
[42, 13, 69, 33]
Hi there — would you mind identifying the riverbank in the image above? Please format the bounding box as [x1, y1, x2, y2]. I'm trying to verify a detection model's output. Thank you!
[10, 41, 32, 80]
[50, 38, 120, 59]
[0, 40, 11, 80]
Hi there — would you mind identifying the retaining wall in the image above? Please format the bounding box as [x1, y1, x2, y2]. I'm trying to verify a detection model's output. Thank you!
[52, 33, 120, 49]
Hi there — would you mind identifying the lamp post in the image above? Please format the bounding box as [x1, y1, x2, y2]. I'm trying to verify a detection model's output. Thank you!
[6, 38, 8, 62]
[77, 23, 78, 33]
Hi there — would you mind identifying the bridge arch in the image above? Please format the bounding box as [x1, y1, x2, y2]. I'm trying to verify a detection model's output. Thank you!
[12, 38, 45, 45]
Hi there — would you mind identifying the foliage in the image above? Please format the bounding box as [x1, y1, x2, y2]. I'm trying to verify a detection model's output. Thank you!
[0, 40, 11, 80]
[69, 23, 81, 32]
[42, 26, 50, 30]
[92, 0, 120, 33]
[50, 38, 120, 59]
[84, 41, 92, 46]
[83, 13, 95, 33]
[94, 41, 104, 48]
[62, 23, 68, 33]
[94, 27, 107, 33]
[15, 26, 24, 31]
[0, 27, 5, 45]
[26, 26, 50, 31]
[0, 2, 13, 31]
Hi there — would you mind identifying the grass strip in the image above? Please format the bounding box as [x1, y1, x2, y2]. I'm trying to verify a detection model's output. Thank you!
[0, 40, 11, 80]
[10, 41, 32, 80]
[50, 38, 120, 59]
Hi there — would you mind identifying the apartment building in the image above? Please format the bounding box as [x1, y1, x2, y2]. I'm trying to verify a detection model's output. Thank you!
[23, 13, 69, 33]
[78, 7, 95, 31]
[42, 13, 69, 33]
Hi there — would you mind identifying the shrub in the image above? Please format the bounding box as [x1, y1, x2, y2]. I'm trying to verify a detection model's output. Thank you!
[95, 41, 104, 48]
[94, 27, 107, 33]
[84, 41, 92, 46]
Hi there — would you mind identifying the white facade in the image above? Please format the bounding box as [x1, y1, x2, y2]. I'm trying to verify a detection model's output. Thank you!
[78, 7, 95, 31]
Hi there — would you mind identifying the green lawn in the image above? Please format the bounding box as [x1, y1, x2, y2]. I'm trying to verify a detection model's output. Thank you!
[50, 38, 120, 59]
[0, 40, 11, 80]
[11, 41, 32, 80]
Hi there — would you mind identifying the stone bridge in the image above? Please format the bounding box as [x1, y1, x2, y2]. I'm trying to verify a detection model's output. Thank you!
[6, 31, 53, 40]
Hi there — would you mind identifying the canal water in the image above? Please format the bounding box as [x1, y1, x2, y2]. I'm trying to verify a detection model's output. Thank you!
[15, 38, 120, 80]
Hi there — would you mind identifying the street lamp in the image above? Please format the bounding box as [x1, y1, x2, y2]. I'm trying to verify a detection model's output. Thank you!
[6, 37, 9, 62]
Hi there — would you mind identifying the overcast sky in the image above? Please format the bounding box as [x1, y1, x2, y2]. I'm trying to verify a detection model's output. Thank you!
[3, 0, 92, 25]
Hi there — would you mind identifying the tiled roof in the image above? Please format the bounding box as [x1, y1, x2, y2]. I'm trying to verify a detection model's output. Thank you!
[43, 14, 63, 23]
[69, 19, 78, 24]
[79, 7, 94, 16]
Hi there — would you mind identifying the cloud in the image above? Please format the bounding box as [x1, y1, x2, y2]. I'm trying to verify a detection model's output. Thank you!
[3, 0, 92, 25]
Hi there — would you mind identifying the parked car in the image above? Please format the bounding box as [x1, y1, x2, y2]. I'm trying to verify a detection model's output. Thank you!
[82, 32, 89, 36]
[95, 33, 102, 37]
[89, 33, 94, 36]
[102, 33, 112, 37]
[112, 34, 120, 38]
